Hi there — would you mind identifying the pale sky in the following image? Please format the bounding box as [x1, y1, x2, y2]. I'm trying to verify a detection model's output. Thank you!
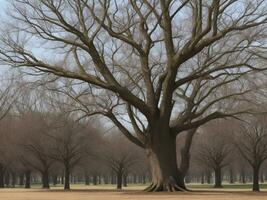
[0, 0, 7, 18]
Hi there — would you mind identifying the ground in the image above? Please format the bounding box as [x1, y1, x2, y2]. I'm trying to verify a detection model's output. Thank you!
[0, 185, 267, 200]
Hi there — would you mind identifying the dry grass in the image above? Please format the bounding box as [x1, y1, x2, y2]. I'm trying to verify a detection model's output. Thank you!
[0, 186, 267, 200]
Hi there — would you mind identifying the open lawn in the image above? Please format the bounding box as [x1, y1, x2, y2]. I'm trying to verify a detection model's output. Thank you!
[0, 185, 267, 200]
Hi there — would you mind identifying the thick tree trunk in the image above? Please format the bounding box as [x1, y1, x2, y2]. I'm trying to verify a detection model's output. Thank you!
[214, 167, 222, 188]
[145, 128, 186, 192]
[41, 171, 50, 189]
[252, 166, 260, 192]
[116, 171, 123, 189]
[25, 170, 31, 189]
[64, 167, 70, 190]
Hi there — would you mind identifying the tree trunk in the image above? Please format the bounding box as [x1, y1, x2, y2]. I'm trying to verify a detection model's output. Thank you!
[229, 169, 234, 184]
[93, 174, 97, 185]
[64, 167, 70, 190]
[260, 171, 264, 183]
[123, 174, 127, 187]
[52, 174, 58, 186]
[201, 172, 204, 184]
[145, 128, 186, 192]
[85, 173, 90, 185]
[0, 164, 5, 188]
[117, 171, 123, 190]
[19, 173, 24, 186]
[142, 175, 146, 184]
[205, 170, 211, 184]
[214, 167, 222, 188]
[11, 172, 16, 188]
[111, 174, 116, 185]
[61, 174, 64, 185]
[240, 169, 246, 184]
[25, 170, 31, 189]
[4, 171, 10, 187]
[41, 171, 50, 189]
[252, 166, 260, 192]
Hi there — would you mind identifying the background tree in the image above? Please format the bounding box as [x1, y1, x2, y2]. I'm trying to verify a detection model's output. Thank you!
[193, 120, 233, 188]
[235, 117, 267, 192]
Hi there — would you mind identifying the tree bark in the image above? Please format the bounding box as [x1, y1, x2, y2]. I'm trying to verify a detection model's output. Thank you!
[252, 166, 260, 192]
[0, 164, 5, 188]
[117, 171, 123, 189]
[214, 167, 222, 188]
[41, 171, 50, 189]
[145, 128, 186, 192]
[64, 167, 70, 190]
[25, 170, 31, 189]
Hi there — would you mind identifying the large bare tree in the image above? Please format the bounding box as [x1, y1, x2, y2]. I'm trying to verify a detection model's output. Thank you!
[0, 0, 266, 191]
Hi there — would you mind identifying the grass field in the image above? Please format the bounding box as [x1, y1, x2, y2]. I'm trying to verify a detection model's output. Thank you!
[0, 185, 267, 200]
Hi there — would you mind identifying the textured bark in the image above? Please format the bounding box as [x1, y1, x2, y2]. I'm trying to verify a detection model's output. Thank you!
[145, 127, 186, 192]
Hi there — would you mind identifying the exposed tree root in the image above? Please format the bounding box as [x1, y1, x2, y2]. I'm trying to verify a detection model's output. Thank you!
[144, 177, 188, 192]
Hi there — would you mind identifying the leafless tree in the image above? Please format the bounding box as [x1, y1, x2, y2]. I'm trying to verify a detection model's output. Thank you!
[44, 113, 92, 190]
[103, 135, 141, 189]
[193, 120, 233, 188]
[0, 0, 267, 191]
[235, 117, 267, 192]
